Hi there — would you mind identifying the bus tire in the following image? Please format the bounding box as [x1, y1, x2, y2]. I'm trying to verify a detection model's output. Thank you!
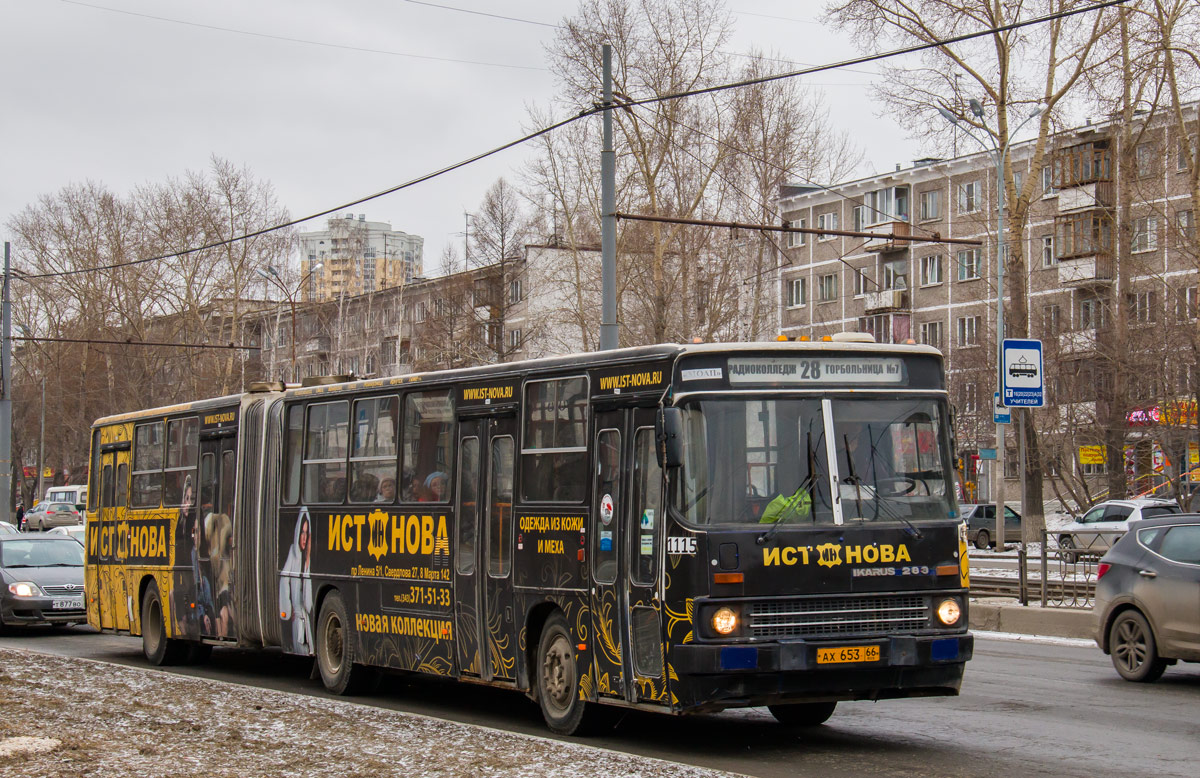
[316, 590, 377, 695]
[141, 582, 187, 666]
[536, 611, 596, 735]
[769, 701, 837, 727]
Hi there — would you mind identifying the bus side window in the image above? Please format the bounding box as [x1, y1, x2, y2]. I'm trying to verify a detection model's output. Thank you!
[88, 429, 101, 512]
[592, 429, 620, 585]
[132, 421, 165, 508]
[101, 463, 114, 509]
[303, 401, 349, 504]
[282, 404, 304, 505]
[521, 377, 588, 503]
[455, 437, 479, 575]
[631, 427, 663, 585]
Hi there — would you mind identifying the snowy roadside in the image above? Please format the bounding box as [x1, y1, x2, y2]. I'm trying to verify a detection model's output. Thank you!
[0, 648, 739, 778]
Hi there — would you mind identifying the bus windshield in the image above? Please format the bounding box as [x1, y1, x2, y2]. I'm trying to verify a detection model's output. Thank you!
[671, 396, 955, 526]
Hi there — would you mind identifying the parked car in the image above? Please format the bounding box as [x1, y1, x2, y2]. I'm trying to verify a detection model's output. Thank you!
[46, 525, 86, 545]
[1057, 498, 1180, 560]
[1095, 515, 1200, 682]
[0, 521, 19, 536]
[22, 502, 82, 532]
[960, 503, 1021, 550]
[0, 535, 87, 630]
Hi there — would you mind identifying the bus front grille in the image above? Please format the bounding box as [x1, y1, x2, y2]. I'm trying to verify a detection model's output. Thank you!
[748, 595, 928, 638]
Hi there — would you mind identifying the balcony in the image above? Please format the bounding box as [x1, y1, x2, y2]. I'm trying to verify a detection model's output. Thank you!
[1057, 255, 1113, 287]
[304, 335, 331, 354]
[1056, 181, 1114, 212]
[860, 221, 912, 252]
[862, 288, 908, 313]
[1059, 329, 1102, 357]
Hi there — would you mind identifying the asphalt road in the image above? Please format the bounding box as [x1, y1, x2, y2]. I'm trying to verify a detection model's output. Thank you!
[2, 627, 1197, 777]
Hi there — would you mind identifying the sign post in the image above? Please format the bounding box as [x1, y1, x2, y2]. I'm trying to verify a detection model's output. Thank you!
[1000, 339, 1043, 548]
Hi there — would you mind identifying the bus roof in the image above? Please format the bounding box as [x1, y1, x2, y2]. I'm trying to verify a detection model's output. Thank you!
[92, 340, 944, 423]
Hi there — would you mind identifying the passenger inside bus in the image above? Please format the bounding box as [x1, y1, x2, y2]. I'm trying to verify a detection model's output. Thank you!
[422, 471, 448, 502]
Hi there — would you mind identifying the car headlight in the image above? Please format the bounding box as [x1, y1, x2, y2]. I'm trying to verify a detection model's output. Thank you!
[8, 582, 42, 598]
[936, 598, 962, 626]
[711, 606, 739, 635]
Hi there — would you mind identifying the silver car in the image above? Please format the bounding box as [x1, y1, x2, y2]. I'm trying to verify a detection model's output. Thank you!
[1095, 515, 1200, 681]
[23, 502, 82, 532]
[1057, 498, 1180, 559]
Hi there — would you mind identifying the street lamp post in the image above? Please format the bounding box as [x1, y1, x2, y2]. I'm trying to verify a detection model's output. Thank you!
[257, 263, 322, 382]
[939, 102, 1042, 550]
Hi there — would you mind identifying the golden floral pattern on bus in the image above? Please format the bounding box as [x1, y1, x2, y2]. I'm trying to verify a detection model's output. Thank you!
[664, 598, 694, 645]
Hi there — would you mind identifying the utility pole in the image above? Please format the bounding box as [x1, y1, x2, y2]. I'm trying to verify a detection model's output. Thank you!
[0, 242, 12, 523]
[599, 43, 618, 351]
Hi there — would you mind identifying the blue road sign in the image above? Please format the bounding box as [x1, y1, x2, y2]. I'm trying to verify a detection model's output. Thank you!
[1001, 338, 1044, 407]
[994, 392, 1011, 424]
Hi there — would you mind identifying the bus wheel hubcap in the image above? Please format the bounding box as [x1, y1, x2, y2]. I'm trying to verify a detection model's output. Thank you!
[325, 615, 344, 674]
[543, 635, 573, 711]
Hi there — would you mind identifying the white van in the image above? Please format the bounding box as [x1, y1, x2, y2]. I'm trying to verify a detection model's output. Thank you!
[44, 485, 87, 511]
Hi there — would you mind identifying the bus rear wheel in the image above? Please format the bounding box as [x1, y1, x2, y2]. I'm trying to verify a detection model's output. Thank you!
[536, 612, 597, 735]
[141, 582, 187, 666]
[316, 590, 378, 695]
[769, 701, 837, 727]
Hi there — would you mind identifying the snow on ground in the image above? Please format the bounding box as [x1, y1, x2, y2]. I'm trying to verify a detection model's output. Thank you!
[0, 648, 740, 778]
[972, 631, 1097, 649]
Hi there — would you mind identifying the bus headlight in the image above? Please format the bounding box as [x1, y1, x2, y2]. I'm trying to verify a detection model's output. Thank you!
[711, 607, 738, 635]
[936, 598, 962, 626]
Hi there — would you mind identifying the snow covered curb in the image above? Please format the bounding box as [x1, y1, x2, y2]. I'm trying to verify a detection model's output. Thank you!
[0, 648, 740, 778]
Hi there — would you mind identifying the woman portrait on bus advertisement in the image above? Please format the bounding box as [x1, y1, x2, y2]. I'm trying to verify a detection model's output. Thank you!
[279, 508, 313, 654]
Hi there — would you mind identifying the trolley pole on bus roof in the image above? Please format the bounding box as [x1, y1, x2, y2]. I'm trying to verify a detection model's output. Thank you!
[0, 241, 13, 523]
[599, 43, 618, 351]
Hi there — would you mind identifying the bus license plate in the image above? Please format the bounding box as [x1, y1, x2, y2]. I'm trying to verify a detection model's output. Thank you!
[816, 645, 880, 664]
[51, 598, 82, 610]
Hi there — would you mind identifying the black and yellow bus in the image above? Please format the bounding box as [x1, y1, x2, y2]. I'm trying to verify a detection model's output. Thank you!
[86, 338, 972, 733]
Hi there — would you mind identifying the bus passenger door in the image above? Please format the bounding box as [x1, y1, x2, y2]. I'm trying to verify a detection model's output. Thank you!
[482, 415, 517, 682]
[97, 451, 117, 631]
[198, 432, 237, 639]
[626, 408, 666, 703]
[453, 422, 484, 677]
[590, 410, 628, 698]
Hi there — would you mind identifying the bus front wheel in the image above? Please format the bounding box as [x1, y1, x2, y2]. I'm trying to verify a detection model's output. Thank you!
[141, 582, 187, 666]
[536, 612, 597, 735]
[316, 590, 378, 695]
[769, 701, 837, 727]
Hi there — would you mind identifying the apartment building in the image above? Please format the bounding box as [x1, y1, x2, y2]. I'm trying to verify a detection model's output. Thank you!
[776, 105, 1199, 502]
[299, 214, 424, 301]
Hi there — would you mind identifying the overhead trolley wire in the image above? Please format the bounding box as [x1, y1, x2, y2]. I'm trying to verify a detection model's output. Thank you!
[18, 0, 1124, 283]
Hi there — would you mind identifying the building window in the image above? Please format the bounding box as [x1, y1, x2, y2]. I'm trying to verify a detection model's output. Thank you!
[818, 273, 838, 302]
[817, 212, 839, 240]
[786, 218, 807, 248]
[786, 277, 807, 308]
[509, 328, 522, 350]
[1177, 210, 1195, 242]
[1042, 304, 1061, 337]
[1179, 135, 1194, 172]
[1055, 141, 1111, 187]
[1041, 235, 1056, 267]
[1056, 212, 1113, 259]
[957, 181, 980, 213]
[920, 255, 943, 286]
[1179, 287, 1199, 322]
[963, 382, 978, 414]
[1132, 216, 1158, 253]
[1136, 142, 1157, 177]
[957, 249, 981, 281]
[882, 259, 908, 290]
[509, 279, 523, 304]
[919, 190, 941, 221]
[919, 320, 943, 350]
[1080, 296, 1106, 330]
[1081, 461, 1107, 477]
[859, 186, 909, 226]
[1127, 291, 1158, 324]
[1041, 165, 1057, 196]
[956, 315, 980, 347]
[853, 268, 870, 296]
[852, 205, 868, 232]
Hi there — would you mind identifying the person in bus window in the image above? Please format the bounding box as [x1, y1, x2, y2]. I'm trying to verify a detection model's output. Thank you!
[206, 510, 235, 637]
[422, 471, 448, 502]
[279, 509, 313, 654]
[376, 477, 396, 503]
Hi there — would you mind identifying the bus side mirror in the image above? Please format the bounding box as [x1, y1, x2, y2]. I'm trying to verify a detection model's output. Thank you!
[656, 407, 684, 469]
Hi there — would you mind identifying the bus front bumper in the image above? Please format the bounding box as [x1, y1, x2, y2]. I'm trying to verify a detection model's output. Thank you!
[669, 633, 973, 710]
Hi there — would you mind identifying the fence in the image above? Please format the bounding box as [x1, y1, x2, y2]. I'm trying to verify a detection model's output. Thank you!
[968, 529, 1117, 609]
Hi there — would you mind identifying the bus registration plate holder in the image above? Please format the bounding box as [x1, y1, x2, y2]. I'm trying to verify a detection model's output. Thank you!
[816, 645, 880, 664]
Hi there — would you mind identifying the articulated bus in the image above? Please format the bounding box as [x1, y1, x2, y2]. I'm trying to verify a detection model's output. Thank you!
[85, 339, 972, 733]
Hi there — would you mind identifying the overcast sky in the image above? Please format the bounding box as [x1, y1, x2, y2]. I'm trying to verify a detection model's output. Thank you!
[2, 0, 922, 274]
